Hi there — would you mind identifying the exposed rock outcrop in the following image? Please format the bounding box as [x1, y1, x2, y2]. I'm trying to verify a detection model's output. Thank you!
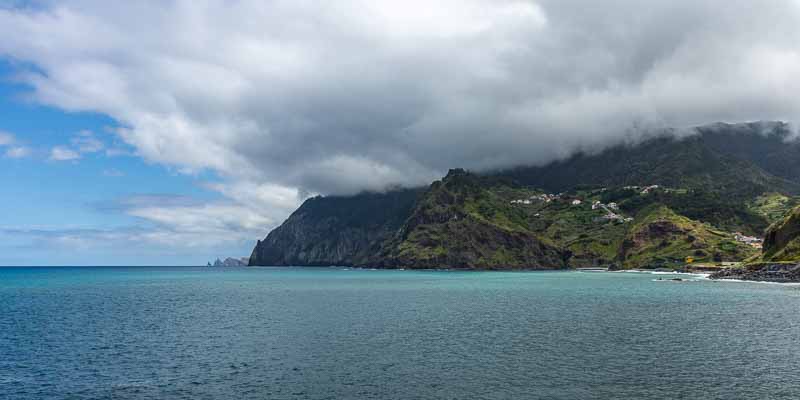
[710, 262, 800, 282]
[248, 189, 421, 266]
[761, 205, 800, 262]
[212, 257, 249, 267]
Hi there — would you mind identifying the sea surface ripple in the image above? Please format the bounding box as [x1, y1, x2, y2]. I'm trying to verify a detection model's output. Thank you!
[2, 267, 799, 399]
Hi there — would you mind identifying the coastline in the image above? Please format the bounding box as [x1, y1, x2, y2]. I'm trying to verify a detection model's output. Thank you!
[708, 262, 800, 283]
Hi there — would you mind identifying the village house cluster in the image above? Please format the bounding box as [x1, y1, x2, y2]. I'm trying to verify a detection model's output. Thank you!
[623, 184, 661, 194]
[509, 193, 562, 205]
[509, 193, 634, 224]
[592, 201, 633, 223]
[592, 201, 618, 210]
[733, 232, 763, 249]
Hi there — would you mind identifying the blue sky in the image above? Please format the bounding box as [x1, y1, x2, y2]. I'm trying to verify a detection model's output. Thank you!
[0, 60, 259, 266]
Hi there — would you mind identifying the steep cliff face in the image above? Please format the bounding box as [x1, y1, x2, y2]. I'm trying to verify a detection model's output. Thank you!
[250, 169, 568, 269]
[761, 205, 800, 262]
[376, 169, 567, 269]
[248, 189, 421, 266]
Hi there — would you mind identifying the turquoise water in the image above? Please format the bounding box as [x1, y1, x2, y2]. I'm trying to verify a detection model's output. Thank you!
[2, 267, 800, 399]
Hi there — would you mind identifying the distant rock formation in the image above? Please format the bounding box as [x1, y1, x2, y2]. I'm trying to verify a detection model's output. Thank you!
[211, 257, 249, 267]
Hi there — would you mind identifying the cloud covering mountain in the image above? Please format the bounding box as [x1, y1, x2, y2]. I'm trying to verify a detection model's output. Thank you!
[1, 0, 799, 233]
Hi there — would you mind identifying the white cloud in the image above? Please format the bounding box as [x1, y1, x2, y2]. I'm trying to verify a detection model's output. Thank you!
[71, 129, 104, 153]
[49, 146, 80, 161]
[45, 130, 108, 162]
[2, 0, 800, 238]
[0, 189, 291, 260]
[120, 190, 299, 247]
[73, 192, 300, 251]
[4, 146, 31, 158]
[204, 181, 302, 216]
[0, 131, 14, 146]
[0, 132, 31, 159]
[130, 203, 270, 236]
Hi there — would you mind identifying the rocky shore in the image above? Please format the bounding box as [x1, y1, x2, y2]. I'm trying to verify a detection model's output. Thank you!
[709, 263, 800, 283]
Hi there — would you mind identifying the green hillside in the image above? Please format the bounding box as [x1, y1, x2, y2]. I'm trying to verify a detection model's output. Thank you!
[618, 205, 756, 269]
[376, 169, 567, 269]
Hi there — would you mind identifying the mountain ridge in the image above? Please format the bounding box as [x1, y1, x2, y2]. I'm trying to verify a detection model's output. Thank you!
[250, 122, 800, 269]
[493, 122, 800, 197]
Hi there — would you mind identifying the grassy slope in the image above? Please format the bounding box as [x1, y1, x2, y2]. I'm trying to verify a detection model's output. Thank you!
[380, 170, 566, 269]
[614, 190, 768, 236]
[456, 185, 632, 267]
[748, 193, 800, 225]
[387, 173, 759, 269]
[619, 205, 756, 269]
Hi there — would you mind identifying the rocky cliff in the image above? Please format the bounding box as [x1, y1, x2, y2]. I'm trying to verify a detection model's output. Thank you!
[710, 263, 800, 282]
[761, 205, 800, 263]
[249, 189, 421, 266]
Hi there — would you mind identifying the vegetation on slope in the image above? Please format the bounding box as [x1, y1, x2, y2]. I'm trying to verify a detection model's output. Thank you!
[711, 202, 800, 282]
[377, 169, 567, 269]
[617, 205, 756, 269]
[600, 187, 770, 236]
[760, 205, 800, 263]
[748, 193, 800, 225]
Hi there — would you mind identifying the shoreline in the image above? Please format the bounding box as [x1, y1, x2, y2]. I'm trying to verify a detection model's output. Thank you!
[270, 265, 800, 285]
[707, 262, 800, 284]
[8, 265, 800, 286]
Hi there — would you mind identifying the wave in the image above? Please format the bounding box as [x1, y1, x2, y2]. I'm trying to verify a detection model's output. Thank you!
[710, 278, 800, 286]
[619, 269, 711, 278]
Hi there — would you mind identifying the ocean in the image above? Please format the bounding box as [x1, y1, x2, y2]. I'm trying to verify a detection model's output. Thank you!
[2, 267, 799, 399]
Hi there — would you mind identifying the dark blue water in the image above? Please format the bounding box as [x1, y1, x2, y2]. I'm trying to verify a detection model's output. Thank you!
[2, 267, 800, 399]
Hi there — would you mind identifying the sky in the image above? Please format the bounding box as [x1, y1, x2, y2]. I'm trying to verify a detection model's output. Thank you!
[1, 0, 800, 265]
